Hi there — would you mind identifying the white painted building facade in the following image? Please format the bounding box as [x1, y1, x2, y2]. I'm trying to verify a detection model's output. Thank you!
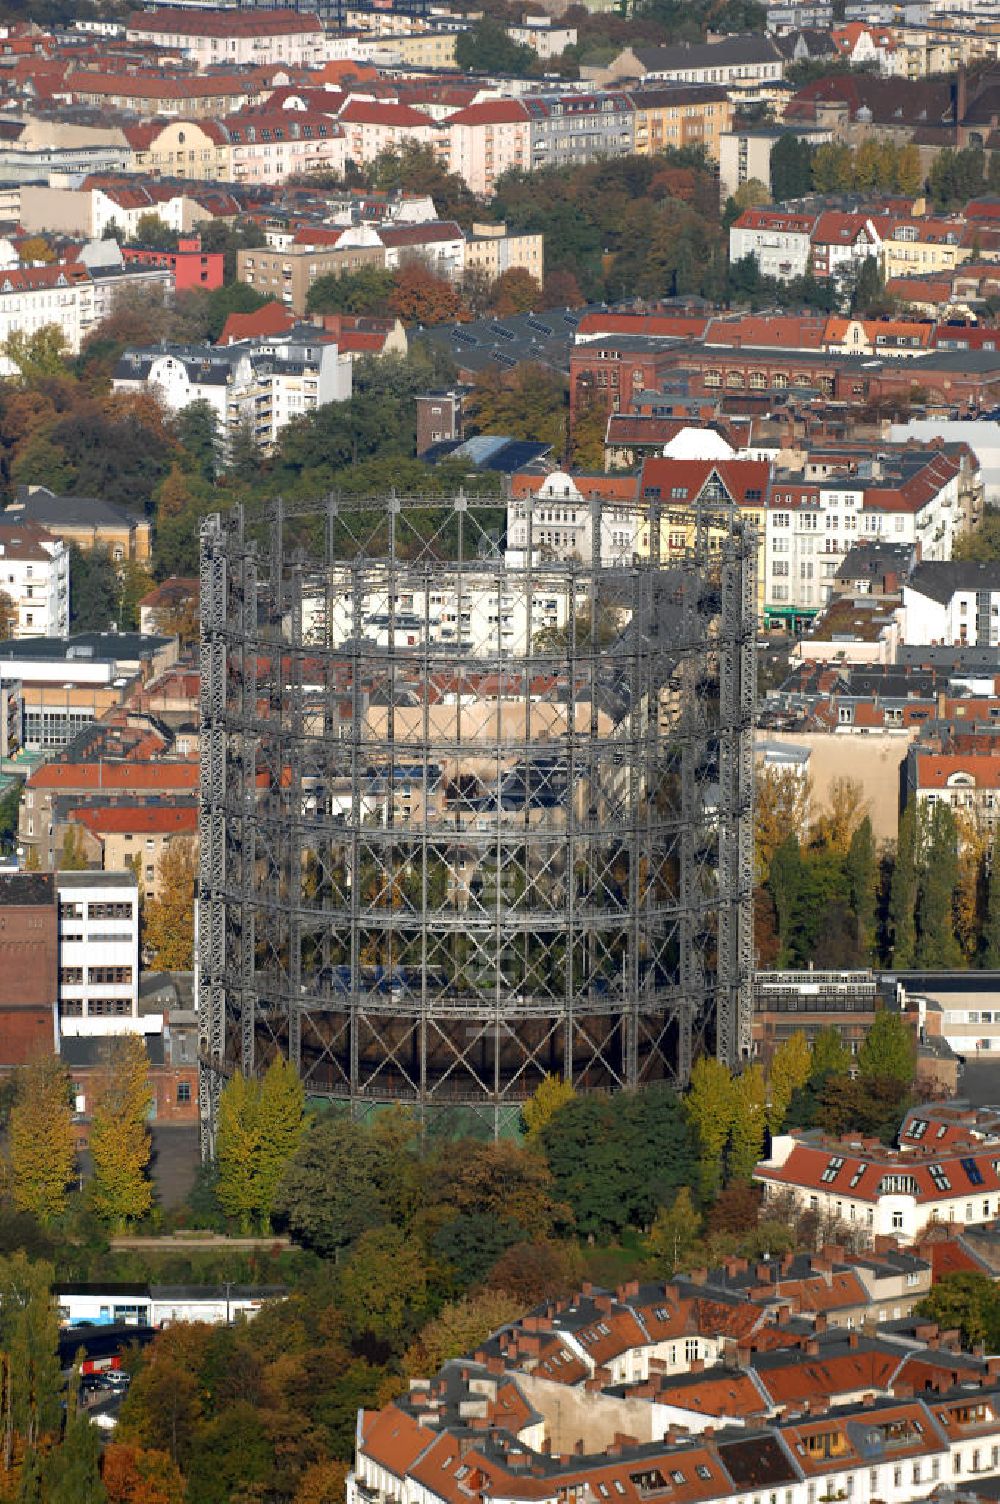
[56, 870, 142, 1037]
[0, 522, 69, 638]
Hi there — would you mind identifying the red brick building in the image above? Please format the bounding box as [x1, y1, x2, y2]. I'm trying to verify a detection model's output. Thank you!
[0, 871, 57, 1065]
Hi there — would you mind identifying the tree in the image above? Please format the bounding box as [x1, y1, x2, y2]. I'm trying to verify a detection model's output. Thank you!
[172, 400, 219, 482]
[59, 824, 89, 871]
[69, 545, 120, 632]
[403, 1290, 523, 1377]
[18, 236, 54, 264]
[143, 839, 196, 970]
[8, 1059, 76, 1224]
[983, 831, 1000, 968]
[456, 16, 535, 75]
[857, 1008, 916, 1085]
[810, 1025, 852, 1079]
[850, 255, 888, 317]
[306, 265, 395, 317]
[917, 1273, 1000, 1349]
[88, 1034, 154, 1230]
[896, 142, 923, 195]
[0, 1254, 62, 1470]
[43, 1406, 106, 1504]
[337, 1225, 432, 1344]
[520, 1073, 575, 1140]
[889, 803, 918, 968]
[729, 1064, 768, 1180]
[486, 1238, 585, 1305]
[293, 1461, 350, 1504]
[2, 326, 68, 381]
[131, 214, 177, 252]
[214, 1072, 262, 1234]
[255, 1056, 307, 1234]
[0, 589, 14, 639]
[684, 1056, 735, 1198]
[102, 1444, 185, 1504]
[767, 1031, 812, 1133]
[435, 1140, 569, 1238]
[117, 1325, 208, 1467]
[916, 800, 962, 968]
[770, 133, 814, 200]
[644, 1187, 702, 1276]
[755, 766, 811, 883]
[492, 268, 542, 317]
[845, 815, 877, 959]
[569, 391, 607, 471]
[389, 262, 464, 326]
[465, 364, 567, 452]
[811, 777, 868, 855]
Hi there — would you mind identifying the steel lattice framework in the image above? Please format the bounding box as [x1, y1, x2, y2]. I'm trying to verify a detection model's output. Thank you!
[198, 495, 755, 1152]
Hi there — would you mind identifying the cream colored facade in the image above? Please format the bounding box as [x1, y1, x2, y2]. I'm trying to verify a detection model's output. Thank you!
[879, 228, 972, 281]
[631, 90, 733, 162]
[464, 223, 544, 285]
[371, 31, 459, 66]
[128, 120, 230, 182]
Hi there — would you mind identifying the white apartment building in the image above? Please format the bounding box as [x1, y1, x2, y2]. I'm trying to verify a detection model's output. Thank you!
[0, 522, 69, 639]
[307, 567, 573, 656]
[765, 452, 961, 622]
[506, 472, 640, 568]
[56, 870, 143, 1038]
[729, 208, 816, 281]
[112, 332, 352, 450]
[756, 1129, 1000, 1242]
[0, 264, 95, 358]
[902, 560, 1000, 645]
[507, 17, 577, 57]
[125, 8, 326, 69]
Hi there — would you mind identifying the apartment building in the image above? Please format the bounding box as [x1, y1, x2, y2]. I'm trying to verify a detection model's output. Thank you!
[0, 522, 69, 639]
[718, 124, 830, 198]
[56, 870, 142, 1038]
[224, 110, 347, 185]
[124, 7, 326, 68]
[464, 222, 544, 284]
[68, 71, 265, 117]
[19, 756, 199, 869]
[810, 211, 883, 281]
[903, 560, 1000, 646]
[523, 91, 635, 171]
[764, 450, 962, 626]
[729, 208, 816, 281]
[879, 216, 973, 281]
[757, 1128, 1000, 1241]
[112, 331, 352, 449]
[629, 84, 732, 158]
[443, 101, 530, 196]
[70, 805, 197, 901]
[904, 746, 1000, 832]
[7, 485, 152, 565]
[238, 238, 386, 316]
[0, 263, 94, 357]
[606, 34, 785, 90]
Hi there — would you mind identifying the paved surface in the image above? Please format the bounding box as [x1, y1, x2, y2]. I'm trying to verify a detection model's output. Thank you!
[149, 1125, 200, 1211]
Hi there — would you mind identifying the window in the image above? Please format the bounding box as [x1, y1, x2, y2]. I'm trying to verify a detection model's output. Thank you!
[892, 1210, 904, 1230]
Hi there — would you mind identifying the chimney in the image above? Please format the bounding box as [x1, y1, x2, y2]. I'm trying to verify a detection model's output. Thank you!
[814, 1314, 828, 1334]
[806, 1340, 820, 1357]
[848, 1332, 859, 1350]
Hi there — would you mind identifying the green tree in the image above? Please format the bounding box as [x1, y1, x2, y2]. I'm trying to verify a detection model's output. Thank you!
[0, 1254, 62, 1469]
[88, 1034, 154, 1230]
[402, 1290, 523, 1377]
[131, 214, 176, 251]
[44, 1405, 107, 1504]
[306, 265, 395, 317]
[214, 1071, 262, 1234]
[916, 801, 962, 968]
[255, 1057, 307, 1234]
[770, 133, 814, 200]
[465, 363, 567, 452]
[644, 1187, 702, 1275]
[850, 255, 888, 317]
[173, 399, 220, 481]
[917, 1272, 1000, 1349]
[810, 1025, 852, 1079]
[69, 545, 120, 632]
[684, 1056, 735, 1199]
[857, 1008, 916, 1085]
[456, 16, 535, 75]
[337, 1225, 432, 1344]
[8, 1059, 76, 1224]
[2, 325, 69, 381]
[889, 803, 918, 967]
[729, 1064, 768, 1180]
[846, 815, 877, 959]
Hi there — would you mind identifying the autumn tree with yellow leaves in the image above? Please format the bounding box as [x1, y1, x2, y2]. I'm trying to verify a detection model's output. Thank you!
[143, 839, 197, 970]
[8, 1058, 76, 1223]
[89, 1033, 154, 1230]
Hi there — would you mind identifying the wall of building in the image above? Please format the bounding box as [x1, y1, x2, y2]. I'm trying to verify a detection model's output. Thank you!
[756, 729, 912, 842]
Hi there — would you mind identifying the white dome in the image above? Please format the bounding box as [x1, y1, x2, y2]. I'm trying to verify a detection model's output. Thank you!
[661, 426, 736, 461]
[538, 470, 579, 498]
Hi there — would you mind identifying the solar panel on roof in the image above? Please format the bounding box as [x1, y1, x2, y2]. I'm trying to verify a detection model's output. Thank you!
[961, 1156, 984, 1185]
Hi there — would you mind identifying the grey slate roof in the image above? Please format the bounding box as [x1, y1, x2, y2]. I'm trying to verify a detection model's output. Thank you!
[907, 559, 1000, 603]
[632, 34, 783, 71]
[8, 486, 144, 530]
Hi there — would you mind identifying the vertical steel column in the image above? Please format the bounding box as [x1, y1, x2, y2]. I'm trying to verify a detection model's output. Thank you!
[198, 512, 229, 1159]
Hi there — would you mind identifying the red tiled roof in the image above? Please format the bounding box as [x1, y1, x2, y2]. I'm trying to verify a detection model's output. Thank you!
[444, 99, 530, 126]
[639, 457, 771, 505]
[69, 805, 197, 837]
[128, 7, 322, 35]
[911, 752, 1000, 790]
[218, 300, 295, 344]
[29, 762, 199, 792]
[338, 99, 435, 129]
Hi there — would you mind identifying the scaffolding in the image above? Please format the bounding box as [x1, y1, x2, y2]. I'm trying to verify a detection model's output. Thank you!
[198, 494, 756, 1152]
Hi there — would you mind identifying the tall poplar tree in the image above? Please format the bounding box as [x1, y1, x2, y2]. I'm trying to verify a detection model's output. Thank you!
[846, 815, 877, 960]
[0, 1254, 62, 1471]
[215, 1072, 263, 1233]
[984, 832, 1000, 968]
[9, 1059, 76, 1224]
[684, 1057, 735, 1198]
[888, 803, 918, 967]
[916, 802, 962, 968]
[255, 1058, 307, 1234]
[88, 1035, 154, 1230]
